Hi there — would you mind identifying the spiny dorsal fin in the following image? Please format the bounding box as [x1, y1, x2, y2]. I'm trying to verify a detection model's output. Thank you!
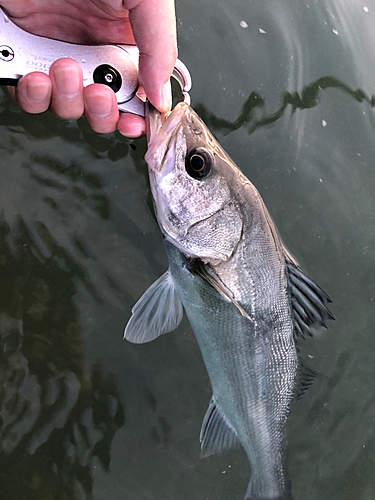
[124, 270, 183, 343]
[200, 398, 240, 457]
[286, 260, 334, 340]
[193, 259, 252, 321]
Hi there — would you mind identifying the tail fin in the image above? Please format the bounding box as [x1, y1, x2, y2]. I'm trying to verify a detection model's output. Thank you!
[244, 479, 293, 500]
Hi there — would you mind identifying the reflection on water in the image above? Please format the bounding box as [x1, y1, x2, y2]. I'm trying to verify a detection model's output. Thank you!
[196, 76, 375, 135]
[0, 219, 125, 499]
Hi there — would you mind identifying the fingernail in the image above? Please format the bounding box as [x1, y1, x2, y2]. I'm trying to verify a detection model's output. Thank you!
[85, 91, 114, 117]
[26, 80, 50, 102]
[159, 81, 172, 112]
[53, 66, 81, 98]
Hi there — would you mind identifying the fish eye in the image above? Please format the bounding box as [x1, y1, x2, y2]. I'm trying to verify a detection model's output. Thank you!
[185, 148, 212, 179]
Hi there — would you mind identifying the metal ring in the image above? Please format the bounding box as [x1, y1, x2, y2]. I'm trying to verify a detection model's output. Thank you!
[172, 59, 192, 105]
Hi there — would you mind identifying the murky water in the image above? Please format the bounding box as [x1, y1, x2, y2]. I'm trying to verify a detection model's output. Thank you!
[1, 0, 374, 499]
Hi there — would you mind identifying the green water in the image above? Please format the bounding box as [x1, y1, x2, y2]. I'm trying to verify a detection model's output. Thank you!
[1, 0, 375, 499]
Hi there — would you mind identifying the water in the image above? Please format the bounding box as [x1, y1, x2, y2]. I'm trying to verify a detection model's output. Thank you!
[0, 0, 374, 499]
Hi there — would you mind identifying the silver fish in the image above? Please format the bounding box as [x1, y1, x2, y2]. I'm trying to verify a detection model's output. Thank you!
[124, 102, 333, 500]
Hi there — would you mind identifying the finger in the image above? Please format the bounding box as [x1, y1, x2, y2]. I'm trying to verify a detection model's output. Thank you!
[49, 58, 84, 119]
[83, 84, 119, 134]
[12, 72, 52, 114]
[117, 112, 146, 138]
[128, 0, 177, 112]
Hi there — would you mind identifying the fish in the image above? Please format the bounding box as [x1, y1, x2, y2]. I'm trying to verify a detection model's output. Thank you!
[124, 102, 333, 500]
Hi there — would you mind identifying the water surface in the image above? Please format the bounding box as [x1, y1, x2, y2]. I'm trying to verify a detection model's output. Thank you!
[0, 1, 374, 499]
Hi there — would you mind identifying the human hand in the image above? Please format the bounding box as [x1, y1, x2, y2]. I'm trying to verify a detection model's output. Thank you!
[1, 0, 177, 137]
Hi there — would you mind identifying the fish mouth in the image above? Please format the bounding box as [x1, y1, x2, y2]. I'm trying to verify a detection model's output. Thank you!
[145, 101, 166, 146]
[146, 101, 189, 144]
[145, 101, 189, 171]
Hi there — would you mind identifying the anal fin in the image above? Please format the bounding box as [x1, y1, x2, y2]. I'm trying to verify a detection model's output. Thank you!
[200, 397, 240, 457]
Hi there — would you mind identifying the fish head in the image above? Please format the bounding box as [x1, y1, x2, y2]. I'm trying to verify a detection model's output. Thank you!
[145, 102, 244, 263]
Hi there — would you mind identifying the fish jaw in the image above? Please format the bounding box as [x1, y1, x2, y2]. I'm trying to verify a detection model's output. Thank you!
[145, 101, 189, 173]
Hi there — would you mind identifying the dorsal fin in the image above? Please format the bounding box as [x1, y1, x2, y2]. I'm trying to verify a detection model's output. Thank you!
[124, 270, 183, 343]
[294, 359, 317, 402]
[286, 260, 334, 340]
[200, 398, 240, 457]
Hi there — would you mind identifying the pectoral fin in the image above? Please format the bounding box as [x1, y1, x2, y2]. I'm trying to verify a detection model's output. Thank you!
[200, 398, 240, 457]
[124, 270, 183, 343]
[193, 259, 252, 321]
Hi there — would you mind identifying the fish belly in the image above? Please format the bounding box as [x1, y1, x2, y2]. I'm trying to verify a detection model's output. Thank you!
[195, 313, 297, 500]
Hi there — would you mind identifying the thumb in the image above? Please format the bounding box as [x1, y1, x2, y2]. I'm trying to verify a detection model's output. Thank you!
[128, 0, 177, 112]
